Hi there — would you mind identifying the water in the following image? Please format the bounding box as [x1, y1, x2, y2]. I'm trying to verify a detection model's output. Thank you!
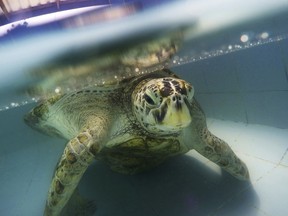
[1, 0, 288, 216]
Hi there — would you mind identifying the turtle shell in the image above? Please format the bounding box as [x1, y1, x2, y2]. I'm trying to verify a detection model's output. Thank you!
[27, 31, 183, 99]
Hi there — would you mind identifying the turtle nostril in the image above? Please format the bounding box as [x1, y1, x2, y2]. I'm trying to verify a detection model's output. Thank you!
[175, 100, 182, 110]
[172, 95, 183, 102]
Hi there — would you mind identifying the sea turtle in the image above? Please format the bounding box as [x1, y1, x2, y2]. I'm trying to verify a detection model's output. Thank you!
[25, 68, 249, 215]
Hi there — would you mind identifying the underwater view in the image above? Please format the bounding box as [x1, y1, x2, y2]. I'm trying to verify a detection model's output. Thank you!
[1, 0, 288, 216]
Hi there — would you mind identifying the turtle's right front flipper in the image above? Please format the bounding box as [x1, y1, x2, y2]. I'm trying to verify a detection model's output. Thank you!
[44, 131, 96, 216]
[44, 115, 110, 216]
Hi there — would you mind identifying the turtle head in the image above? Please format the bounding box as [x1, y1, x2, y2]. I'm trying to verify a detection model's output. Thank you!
[132, 77, 194, 134]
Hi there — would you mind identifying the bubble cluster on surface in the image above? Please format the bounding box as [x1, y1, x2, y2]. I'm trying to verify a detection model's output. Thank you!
[168, 32, 288, 67]
[0, 97, 39, 112]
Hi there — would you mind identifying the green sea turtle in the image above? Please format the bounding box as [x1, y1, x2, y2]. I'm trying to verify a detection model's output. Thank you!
[25, 67, 249, 215]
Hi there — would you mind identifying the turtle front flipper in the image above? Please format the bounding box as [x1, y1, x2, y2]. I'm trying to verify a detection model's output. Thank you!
[188, 100, 249, 181]
[194, 128, 249, 181]
[45, 115, 109, 216]
[45, 131, 95, 216]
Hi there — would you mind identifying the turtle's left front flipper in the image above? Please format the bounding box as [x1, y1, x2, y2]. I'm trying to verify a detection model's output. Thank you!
[188, 100, 249, 181]
[44, 116, 109, 216]
[194, 128, 250, 181]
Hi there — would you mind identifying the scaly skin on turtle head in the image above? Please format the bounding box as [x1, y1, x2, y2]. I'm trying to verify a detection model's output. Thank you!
[132, 77, 194, 134]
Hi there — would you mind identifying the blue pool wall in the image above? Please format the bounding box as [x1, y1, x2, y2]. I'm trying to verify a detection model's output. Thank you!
[174, 39, 288, 129]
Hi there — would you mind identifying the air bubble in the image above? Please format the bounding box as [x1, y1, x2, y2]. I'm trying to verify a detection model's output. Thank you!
[10, 102, 19, 107]
[240, 34, 249, 43]
[260, 32, 269, 39]
[54, 87, 61, 93]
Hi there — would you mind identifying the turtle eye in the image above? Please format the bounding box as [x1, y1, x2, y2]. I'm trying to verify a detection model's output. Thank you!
[144, 94, 156, 105]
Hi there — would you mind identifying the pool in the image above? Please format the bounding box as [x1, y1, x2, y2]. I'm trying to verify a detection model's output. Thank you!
[0, 1, 288, 216]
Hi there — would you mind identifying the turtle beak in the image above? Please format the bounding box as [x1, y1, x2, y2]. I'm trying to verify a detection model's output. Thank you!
[152, 95, 192, 129]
